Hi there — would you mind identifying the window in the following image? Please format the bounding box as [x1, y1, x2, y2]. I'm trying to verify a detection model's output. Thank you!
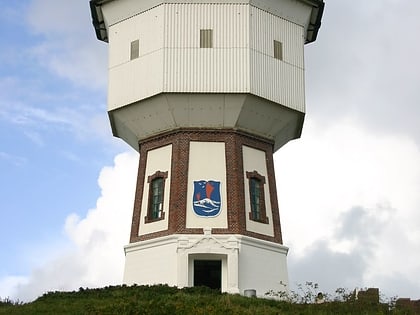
[273, 40, 283, 60]
[249, 177, 262, 220]
[200, 29, 213, 48]
[145, 171, 168, 223]
[246, 171, 269, 224]
[130, 39, 139, 60]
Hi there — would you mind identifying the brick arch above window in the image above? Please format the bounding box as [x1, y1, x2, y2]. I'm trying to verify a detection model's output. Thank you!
[147, 170, 168, 183]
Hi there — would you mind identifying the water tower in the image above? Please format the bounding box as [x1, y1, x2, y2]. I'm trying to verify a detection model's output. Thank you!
[90, 0, 324, 296]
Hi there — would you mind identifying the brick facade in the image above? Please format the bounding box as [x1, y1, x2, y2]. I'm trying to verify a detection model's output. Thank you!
[129, 128, 283, 244]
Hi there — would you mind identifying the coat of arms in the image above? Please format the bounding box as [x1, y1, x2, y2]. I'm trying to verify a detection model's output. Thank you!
[192, 180, 221, 217]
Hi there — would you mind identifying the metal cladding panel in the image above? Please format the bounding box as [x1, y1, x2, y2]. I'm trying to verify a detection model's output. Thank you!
[101, 0, 161, 27]
[250, 6, 305, 112]
[108, 5, 164, 68]
[108, 50, 164, 110]
[250, 0, 313, 36]
[250, 6, 304, 68]
[164, 49, 249, 92]
[108, 6, 164, 110]
[163, 3, 250, 93]
[250, 51, 305, 112]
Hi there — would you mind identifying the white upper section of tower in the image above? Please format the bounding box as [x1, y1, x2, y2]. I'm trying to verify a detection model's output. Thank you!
[90, 0, 324, 152]
[106, 4, 306, 111]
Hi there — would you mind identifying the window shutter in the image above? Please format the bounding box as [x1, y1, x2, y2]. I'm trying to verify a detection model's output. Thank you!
[200, 29, 213, 48]
[130, 39, 139, 60]
[274, 40, 283, 60]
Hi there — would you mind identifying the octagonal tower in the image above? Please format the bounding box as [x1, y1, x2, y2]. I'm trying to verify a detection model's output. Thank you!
[90, 0, 324, 296]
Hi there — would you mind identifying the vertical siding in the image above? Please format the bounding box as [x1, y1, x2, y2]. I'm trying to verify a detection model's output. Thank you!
[163, 3, 250, 93]
[108, 5, 165, 110]
[109, 5, 164, 68]
[250, 6, 305, 112]
[250, 5, 304, 67]
[107, 3, 306, 114]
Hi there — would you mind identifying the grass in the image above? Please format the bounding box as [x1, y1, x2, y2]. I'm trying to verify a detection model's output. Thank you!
[0, 284, 416, 315]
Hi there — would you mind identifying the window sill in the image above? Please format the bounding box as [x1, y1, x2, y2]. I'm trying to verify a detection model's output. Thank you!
[249, 212, 269, 224]
[144, 212, 165, 224]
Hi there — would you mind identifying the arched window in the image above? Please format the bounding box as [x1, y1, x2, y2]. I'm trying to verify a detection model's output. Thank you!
[145, 171, 168, 223]
[246, 171, 269, 224]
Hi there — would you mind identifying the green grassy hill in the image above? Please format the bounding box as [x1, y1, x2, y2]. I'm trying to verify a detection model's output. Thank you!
[0, 284, 415, 315]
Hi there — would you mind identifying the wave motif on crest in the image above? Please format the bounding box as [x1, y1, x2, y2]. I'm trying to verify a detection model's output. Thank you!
[193, 198, 221, 212]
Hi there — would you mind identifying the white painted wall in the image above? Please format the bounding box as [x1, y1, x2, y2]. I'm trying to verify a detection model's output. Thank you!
[186, 141, 228, 228]
[138, 144, 172, 236]
[124, 237, 178, 286]
[242, 145, 275, 237]
[124, 233, 288, 297]
[238, 236, 289, 296]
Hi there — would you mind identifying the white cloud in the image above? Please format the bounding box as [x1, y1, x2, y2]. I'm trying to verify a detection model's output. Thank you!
[276, 118, 420, 298]
[0, 276, 29, 301]
[26, 0, 89, 36]
[306, 1, 420, 145]
[26, 0, 108, 90]
[0, 151, 138, 302]
[0, 96, 116, 147]
[0, 151, 26, 167]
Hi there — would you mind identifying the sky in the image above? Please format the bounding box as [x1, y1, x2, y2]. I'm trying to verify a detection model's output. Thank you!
[1, 0, 419, 302]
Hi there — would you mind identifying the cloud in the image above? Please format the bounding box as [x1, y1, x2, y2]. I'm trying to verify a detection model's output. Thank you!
[288, 204, 420, 299]
[0, 151, 138, 302]
[276, 118, 420, 298]
[0, 98, 113, 146]
[288, 239, 366, 293]
[0, 151, 27, 167]
[306, 1, 420, 145]
[26, 0, 89, 36]
[0, 0, 111, 147]
[25, 0, 108, 90]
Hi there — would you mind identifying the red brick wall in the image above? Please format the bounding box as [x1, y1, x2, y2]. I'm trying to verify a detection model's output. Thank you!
[129, 129, 283, 244]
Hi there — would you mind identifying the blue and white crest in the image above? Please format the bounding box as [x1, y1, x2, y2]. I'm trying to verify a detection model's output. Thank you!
[192, 180, 221, 217]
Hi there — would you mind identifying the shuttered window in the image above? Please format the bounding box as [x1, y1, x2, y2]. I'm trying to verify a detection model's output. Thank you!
[130, 39, 139, 60]
[200, 29, 213, 48]
[274, 40, 283, 60]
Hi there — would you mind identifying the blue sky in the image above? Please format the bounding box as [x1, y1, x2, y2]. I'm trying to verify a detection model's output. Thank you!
[1, 0, 420, 302]
[0, 0, 129, 289]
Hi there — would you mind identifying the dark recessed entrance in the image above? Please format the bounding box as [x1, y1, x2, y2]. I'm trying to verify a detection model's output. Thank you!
[193, 260, 221, 290]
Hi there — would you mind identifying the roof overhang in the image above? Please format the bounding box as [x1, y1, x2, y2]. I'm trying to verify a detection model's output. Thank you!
[90, 0, 325, 44]
[90, 0, 112, 42]
[300, 0, 325, 43]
